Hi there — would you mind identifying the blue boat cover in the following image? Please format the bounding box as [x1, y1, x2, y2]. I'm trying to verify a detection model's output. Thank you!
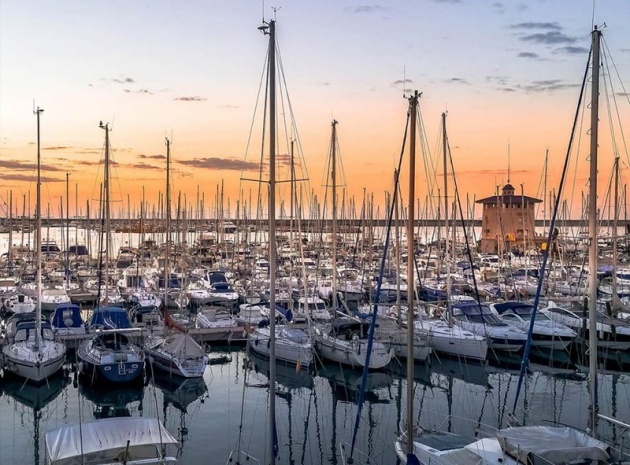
[51, 303, 84, 328]
[89, 307, 132, 329]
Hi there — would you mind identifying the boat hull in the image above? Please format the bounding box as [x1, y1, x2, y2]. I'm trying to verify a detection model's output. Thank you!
[2, 343, 65, 383]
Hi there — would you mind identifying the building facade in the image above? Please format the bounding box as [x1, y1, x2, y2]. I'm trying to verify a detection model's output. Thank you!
[475, 183, 542, 254]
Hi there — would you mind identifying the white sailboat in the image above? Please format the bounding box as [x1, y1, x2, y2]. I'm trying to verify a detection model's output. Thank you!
[2, 106, 66, 383]
[313, 120, 393, 370]
[245, 19, 314, 371]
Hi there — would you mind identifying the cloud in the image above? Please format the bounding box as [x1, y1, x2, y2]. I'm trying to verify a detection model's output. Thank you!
[492, 2, 505, 14]
[75, 148, 101, 154]
[520, 31, 576, 45]
[137, 89, 153, 95]
[129, 162, 161, 170]
[518, 52, 539, 59]
[138, 154, 166, 160]
[351, 5, 387, 13]
[617, 92, 630, 97]
[0, 159, 66, 172]
[554, 46, 589, 55]
[0, 173, 62, 183]
[174, 96, 207, 102]
[445, 77, 469, 85]
[44, 146, 73, 151]
[430, 0, 463, 3]
[75, 159, 101, 166]
[112, 76, 135, 84]
[516, 79, 579, 93]
[178, 157, 259, 171]
[318, 82, 331, 87]
[391, 78, 413, 86]
[510, 22, 561, 30]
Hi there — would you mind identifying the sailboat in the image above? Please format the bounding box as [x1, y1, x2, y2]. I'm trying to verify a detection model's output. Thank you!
[77, 122, 145, 385]
[245, 19, 313, 371]
[46, 122, 177, 465]
[412, 112, 488, 363]
[313, 120, 393, 370]
[2, 106, 66, 383]
[395, 26, 624, 465]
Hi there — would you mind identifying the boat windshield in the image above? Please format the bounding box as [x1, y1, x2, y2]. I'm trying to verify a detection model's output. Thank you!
[454, 304, 504, 324]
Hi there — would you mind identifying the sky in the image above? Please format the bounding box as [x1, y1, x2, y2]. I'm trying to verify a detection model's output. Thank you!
[1, 0, 629, 220]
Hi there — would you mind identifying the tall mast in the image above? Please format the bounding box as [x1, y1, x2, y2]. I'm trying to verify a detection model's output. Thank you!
[612, 156, 619, 301]
[442, 112, 452, 325]
[100, 121, 111, 302]
[588, 26, 601, 439]
[331, 120, 339, 312]
[406, 91, 419, 457]
[34, 106, 44, 350]
[165, 137, 172, 298]
[260, 18, 278, 465]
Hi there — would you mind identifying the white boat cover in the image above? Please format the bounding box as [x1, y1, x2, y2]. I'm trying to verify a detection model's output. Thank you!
[45, 417, 178, 465]
[163, 333, 205, 358]
[496, 426, 610, 465]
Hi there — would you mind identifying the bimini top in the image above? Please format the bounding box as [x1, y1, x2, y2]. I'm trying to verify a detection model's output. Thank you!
[45, 417, 178, 465]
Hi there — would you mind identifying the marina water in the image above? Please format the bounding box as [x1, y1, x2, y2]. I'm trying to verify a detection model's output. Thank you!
[1, 229, 629, 464]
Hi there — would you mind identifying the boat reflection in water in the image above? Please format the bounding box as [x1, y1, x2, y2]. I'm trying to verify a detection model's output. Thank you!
[316, 361, 394, 403]
[79, 379, 144, 419]
[2, 371, 70, 465]
[247, 346, 315, 391]
[151, 371, 209, 456]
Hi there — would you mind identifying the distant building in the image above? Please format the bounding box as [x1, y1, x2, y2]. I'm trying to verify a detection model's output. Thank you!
[475, 183, 542, 254]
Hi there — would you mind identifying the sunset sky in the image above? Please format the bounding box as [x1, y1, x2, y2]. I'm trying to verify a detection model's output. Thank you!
[1, 0, 629, 220]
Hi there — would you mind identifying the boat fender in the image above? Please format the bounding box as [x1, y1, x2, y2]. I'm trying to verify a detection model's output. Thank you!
[147, 355, 154, 364]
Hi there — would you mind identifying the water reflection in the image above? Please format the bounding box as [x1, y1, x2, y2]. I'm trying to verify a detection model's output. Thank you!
[79, 380, 144, 419]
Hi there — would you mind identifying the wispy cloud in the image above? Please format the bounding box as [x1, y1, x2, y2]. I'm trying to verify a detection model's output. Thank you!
[111, 76, 135, 84]
[521, 31, 576, 45]
[0, 159, 66, 172]
[554, 46, 589, 55]
[44, 146, 73, 151]
[0, 173, 62, 182]
[174, 96, 207, 102]
[517, 52, 541, 60]
[178, 157, 259, 171]
[138, 154, 166, 160]
[129, 162, 161, 170]
[492, 2, 505, 14]
[516, 79, 579, 93]
[430, 0, 463, 3]
[391, 78, 413, 86]
[445, 77, 469, 85]
[510, 22, 561, 31]
[351, 5, 387, 13]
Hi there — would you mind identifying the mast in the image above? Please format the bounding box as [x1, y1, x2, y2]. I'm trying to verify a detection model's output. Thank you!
[406, 91, 419, 458]
[331, 120, 339, 313]
[165, 137, 172, 301]
[34, 106, 44, 350]
[100, 121, 111, 302]
[612, 156, 619, 301]
[260, 18, 278, 464]
[442, 112, 452, 325]
[587, 26, 601, 439]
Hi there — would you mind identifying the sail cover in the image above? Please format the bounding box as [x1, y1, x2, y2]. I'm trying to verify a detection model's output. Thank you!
[45, 417, 178, 465]
[496, 426, 610, 465]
